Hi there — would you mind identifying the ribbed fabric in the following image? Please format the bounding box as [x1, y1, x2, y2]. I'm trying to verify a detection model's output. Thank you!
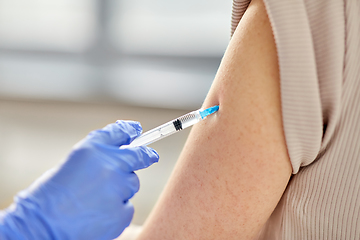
[232, 0, 360, 239]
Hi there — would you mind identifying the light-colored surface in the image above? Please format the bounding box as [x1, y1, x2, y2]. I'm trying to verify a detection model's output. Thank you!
[0, 0, 95, 51]
[0, 99, 190, 224]
[0, 0, 232, 55]
[110, 0, 232, 56]
[0, 54, 216, 110]
[0, 0, 230, 110]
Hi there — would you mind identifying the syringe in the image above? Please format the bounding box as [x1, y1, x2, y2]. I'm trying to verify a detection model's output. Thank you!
[123, 105, 219, 148]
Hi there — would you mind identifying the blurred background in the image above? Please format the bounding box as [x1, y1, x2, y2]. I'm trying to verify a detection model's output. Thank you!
[0, 0, 232, 224]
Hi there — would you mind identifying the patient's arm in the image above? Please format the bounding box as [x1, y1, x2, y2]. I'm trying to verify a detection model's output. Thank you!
[137, 0, 292, 239]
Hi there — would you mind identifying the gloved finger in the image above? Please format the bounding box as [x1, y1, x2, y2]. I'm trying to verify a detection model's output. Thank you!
[116, 172, 140, 200]
[107, 200, 135, 240]
[117, 146, 159, 172]
[116, 201, 135, 235]
[88, 121, 142, 146]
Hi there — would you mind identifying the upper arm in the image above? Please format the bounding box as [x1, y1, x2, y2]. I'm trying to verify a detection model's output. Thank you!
[137, 0, 292, 239]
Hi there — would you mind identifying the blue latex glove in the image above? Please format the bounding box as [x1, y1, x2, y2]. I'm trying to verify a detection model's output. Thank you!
[0, 121, 159, 240]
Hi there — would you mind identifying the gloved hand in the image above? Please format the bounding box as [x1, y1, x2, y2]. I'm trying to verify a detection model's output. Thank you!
[0, 120, 159, 240]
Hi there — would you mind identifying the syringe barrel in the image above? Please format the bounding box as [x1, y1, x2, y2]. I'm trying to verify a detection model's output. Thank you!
[127, 110, 202, 147]
[128, 121, 175, 147]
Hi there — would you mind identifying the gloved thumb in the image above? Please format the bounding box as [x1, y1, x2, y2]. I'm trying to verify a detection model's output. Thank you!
[88, 121, 142, 147]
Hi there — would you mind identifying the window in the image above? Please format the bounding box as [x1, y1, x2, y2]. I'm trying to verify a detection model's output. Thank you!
[0, 0, 95, 51]
[0, 0, 232, 109]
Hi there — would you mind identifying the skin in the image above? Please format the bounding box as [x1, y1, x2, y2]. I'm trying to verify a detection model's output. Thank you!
[137, 0, 292, 239]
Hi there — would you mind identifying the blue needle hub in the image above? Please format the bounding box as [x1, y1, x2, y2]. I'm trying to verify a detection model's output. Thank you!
[199, 105, 220, 119]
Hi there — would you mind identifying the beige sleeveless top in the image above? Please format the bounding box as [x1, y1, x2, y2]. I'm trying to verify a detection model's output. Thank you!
[232, 0, 360, 239]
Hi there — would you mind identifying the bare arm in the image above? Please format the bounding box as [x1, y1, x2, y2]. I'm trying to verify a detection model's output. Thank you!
[137, 0, 292, 239]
